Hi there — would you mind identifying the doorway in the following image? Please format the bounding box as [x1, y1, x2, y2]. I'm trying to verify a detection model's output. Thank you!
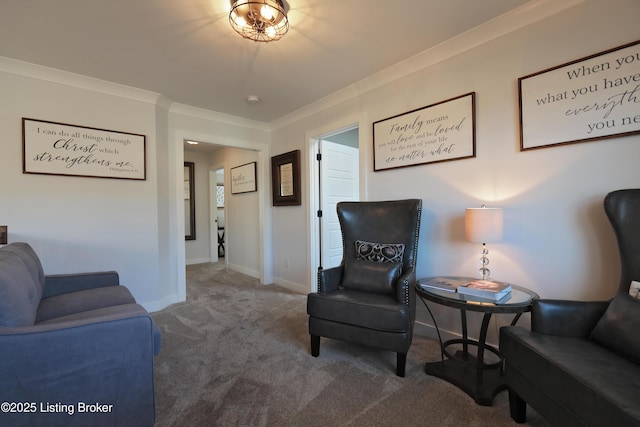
[209, 167, 225, 264]
[310, 125, 360, 289]
[173, 130, 271, 305]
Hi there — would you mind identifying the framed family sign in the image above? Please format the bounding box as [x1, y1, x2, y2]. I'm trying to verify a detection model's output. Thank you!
[519, 39, 640, 151]
[373, 92, 476, 171]
[22, 118, 146, 180]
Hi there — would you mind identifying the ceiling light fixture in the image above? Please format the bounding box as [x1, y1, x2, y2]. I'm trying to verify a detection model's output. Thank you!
[229, 0, 289, 43]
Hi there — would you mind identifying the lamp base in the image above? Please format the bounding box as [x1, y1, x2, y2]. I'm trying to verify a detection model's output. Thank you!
[479, 243, 490, 280]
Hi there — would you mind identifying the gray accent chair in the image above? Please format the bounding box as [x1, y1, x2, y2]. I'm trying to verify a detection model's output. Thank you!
[306, 199, 422, 377]
[0, 242, 161, 427]
[500, 189, 640, 426]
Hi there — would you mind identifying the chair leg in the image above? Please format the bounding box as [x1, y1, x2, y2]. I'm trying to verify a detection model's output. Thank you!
[396, 353, 407, 377]
[311, 335, 320, 357]
[508, 388, 527, 423]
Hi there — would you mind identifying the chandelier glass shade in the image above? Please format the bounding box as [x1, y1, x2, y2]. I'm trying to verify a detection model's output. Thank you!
[229, 0, 289, 43]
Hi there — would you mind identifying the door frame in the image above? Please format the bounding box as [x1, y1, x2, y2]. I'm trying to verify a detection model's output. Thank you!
[307, 120, 361, 292]
[173, 128, 272, 304]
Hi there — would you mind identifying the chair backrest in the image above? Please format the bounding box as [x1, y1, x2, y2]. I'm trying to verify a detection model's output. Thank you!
[604, 189, 640, 294]
[337, 199, 422, 273]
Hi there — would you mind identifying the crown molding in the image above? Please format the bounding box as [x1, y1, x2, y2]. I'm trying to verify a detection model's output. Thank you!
[270, 0, 585, 130]
[0, 56, 270, 130]
[169, 103, 271, 132]
[0, 56, 164, 106]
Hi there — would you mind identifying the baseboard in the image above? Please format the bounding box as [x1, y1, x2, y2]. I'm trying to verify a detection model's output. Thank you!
[142, 293, 183, 313]
[227, 263, 260, 279]
[186, 257, 211, 265]
[271, 277, 308, 294]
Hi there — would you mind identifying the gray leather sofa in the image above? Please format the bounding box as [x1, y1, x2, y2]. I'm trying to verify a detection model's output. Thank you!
[0, 242, 161, 427]
[500, 189, 640, 426]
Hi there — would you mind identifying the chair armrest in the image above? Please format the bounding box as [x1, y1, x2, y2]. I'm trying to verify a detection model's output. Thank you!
[0, 308, 158, 425]
[531, 299, 610, 337]
[395, 268, 416, 306]
[43, 271, 120, 297]
[317, 266, 343, 293]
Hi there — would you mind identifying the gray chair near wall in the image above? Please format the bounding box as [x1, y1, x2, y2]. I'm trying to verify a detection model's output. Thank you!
[306, 199, 422, 377]
[500, 189, 640, 425]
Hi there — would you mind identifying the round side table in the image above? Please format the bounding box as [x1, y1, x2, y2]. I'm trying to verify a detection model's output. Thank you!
[415, 276, 539, 406]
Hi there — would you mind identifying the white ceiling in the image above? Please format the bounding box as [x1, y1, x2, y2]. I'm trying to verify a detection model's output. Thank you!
[0, 0, 532, 124]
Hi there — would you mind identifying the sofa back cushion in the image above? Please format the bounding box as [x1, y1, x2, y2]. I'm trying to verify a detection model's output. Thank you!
[590, 293, 640, 363]
[0, 243, 45, 326]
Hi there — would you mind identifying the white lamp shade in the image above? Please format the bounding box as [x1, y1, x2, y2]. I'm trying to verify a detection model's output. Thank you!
[465, 207, 503, 243]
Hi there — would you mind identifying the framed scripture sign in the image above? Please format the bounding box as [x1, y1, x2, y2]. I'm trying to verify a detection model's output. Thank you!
[519, 39, 640, 151]
[230, 162, 257, 194]
[23, 118, 146, 180]
[271, 150, 301, 206]
[373, 92, 475, 171]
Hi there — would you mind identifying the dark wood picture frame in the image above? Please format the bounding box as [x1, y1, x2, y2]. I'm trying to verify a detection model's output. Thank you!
[22, 117, 146, 180]
[519, 39, 640, 151]
[271, 150, 301, 206]
[184, 162, 196, 241]
[372, 92, 476, 171]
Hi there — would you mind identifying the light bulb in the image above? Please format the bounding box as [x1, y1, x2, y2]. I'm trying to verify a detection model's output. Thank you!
[265, 26, 276, 38]
[261, 5, 274, 20]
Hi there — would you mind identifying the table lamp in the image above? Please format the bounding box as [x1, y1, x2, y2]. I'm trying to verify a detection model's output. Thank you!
[465, 205, 503, 280]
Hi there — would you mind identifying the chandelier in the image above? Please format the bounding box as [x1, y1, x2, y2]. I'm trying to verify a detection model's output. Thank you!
[229, 0, 289, 43]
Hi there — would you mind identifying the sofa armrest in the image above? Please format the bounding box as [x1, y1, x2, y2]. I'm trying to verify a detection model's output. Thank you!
[0, 307, 158, 426]
[317, 266, 343, 293]
[531, 299, 610, 337]
[43, 271, 120, 297]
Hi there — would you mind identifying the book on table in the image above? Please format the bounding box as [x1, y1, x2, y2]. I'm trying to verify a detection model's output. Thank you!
[460, 291, 512, 304]
[457, 279, 512, 301]
[418, 277, 467, 293]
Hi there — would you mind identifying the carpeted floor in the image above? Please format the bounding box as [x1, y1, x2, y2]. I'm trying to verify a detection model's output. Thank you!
[151, 262, 549, 426]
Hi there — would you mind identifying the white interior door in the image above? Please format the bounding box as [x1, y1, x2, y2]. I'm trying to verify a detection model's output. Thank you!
[320, 140, 359, 269]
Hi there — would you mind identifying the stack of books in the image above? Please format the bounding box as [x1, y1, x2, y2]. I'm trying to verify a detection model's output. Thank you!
[457, 279, 512, 302]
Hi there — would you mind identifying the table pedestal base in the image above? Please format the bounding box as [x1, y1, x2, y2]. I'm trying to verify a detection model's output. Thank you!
[425, 355, 506, 406]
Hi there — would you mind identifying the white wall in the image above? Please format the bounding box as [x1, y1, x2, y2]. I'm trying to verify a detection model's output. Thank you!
[209, 147, 261, 277]
[269, 0, 640, 340]
[0, 65, 166, 308]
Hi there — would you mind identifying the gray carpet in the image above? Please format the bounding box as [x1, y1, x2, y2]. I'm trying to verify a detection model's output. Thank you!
[151, 262, 549, 426]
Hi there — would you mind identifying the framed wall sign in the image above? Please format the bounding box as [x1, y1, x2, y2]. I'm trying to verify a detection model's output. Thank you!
[230, 162, 257, 194]
[372, 92, 476, 171]
[22, 118, 146, 180]
[519, 39, 640, 151]
[271, 150, 301, 206]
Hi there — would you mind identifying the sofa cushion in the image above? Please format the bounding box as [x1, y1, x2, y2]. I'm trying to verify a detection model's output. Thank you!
[590, 294, 640, 363]
[36, 285, 136, 323]
[501, 326, 640, 426]
[0, 251, 41, 327]
[342, 258, 402, 294]
[36, 303, 162, 356]
[355, 240, 405, 263]
[1, 242, 45, 295]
